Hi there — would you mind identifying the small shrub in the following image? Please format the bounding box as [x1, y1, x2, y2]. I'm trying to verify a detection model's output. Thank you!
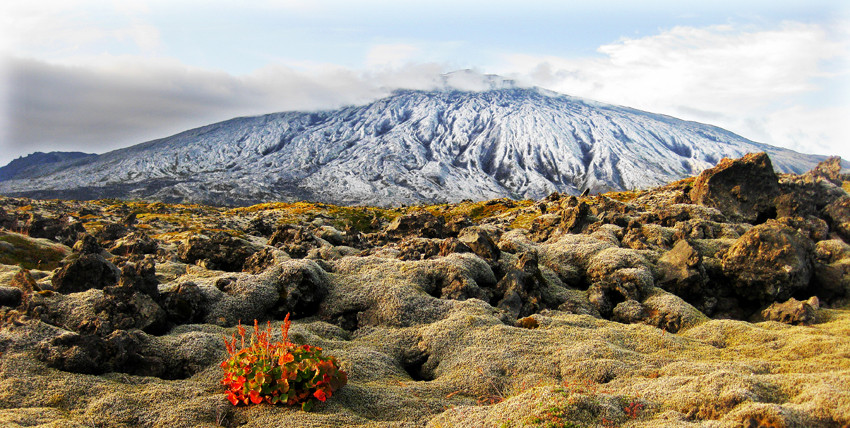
[220, 314, 347, 411]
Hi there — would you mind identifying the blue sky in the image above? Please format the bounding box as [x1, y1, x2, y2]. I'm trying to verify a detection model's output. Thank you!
[0, 0, 847, 166]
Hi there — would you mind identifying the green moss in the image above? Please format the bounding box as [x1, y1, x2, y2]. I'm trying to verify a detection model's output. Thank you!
[0, 233, 68, 270]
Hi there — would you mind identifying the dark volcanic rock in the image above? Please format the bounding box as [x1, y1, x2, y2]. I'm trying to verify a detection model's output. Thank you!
[94, 222, 130, 243]
[117, 256, 159, 298]
[274, 260, 329, 319]
[0, 207, 17, 230]
[36, 330, 166, 377]
[656, 240, 711, 311]
[494, 252, 550, 318]
[0, 286, 22, 307]
[396, 238, 442, 261]
[72, 234, 101, 255]
[457, 226, 501, 261]
[823, 195, 850, 242]
[24, 213, 85, 246]
[761, 297, 820, 325]
[109, 231, 158, 256]
[267, 224, 321, 259]
[160, 282, 207, 325]
[438, 238, 472, 257]
[242, 247, 287, 274]
[178, 232, 258, 271]
[560, 201, 590, 234]
[722, 222, 814, 305]
[51, 254, 120, 293]
[386, 212, 446, 239]
[811, 239, 850, 300]
[690, 152, 780, 223]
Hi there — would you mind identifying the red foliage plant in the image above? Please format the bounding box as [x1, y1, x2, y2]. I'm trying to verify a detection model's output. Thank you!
[220, 313, 347, 411]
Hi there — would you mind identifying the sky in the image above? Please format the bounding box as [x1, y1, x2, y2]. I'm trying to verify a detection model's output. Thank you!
[0, 0, 848, 167]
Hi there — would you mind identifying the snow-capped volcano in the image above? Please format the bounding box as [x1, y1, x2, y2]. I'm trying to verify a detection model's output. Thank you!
[0, 87, 824, 206]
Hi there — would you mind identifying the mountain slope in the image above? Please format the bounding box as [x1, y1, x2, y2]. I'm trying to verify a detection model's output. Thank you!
[0, 87, 825, 206]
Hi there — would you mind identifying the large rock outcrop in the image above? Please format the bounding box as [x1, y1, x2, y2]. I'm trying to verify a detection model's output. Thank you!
[690, 152, 781, 223]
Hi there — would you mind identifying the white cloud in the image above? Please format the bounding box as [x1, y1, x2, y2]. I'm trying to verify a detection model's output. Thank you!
[366, 44, 422, 68]
[498, 21, 850, 158]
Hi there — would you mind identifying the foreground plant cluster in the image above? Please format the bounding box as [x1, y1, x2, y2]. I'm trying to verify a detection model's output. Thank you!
[0, 153, 849, 427]
[220, 314, 347, 410]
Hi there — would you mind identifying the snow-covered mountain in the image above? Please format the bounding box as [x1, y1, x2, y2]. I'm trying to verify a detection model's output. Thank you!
[0, 87, 825, 206]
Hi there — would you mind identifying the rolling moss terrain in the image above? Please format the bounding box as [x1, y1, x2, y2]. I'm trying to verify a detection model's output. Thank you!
[0, 153, 849, 427]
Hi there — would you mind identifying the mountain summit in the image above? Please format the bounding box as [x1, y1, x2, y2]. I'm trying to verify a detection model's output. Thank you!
[0, 87, 823, 206]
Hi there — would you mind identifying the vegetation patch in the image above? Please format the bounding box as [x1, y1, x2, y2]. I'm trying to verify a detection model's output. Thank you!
[0, 232, 68, 270]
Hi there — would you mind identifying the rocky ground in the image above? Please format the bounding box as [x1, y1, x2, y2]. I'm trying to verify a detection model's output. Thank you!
[1, 152, 849, 427]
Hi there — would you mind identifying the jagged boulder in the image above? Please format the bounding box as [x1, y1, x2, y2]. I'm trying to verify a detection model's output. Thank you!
[722, 222, 814, 305]
[51, 254, 120, 293]
[656, 240, 710, 311]
[386, 212, 446, 239]
[24, 213, 85, 246]
[457, 226, 501, 261]
[246, 215, 275, 237]
[761, 297, 820, 325]
[805, 156, 844, 185]
[493, 252, 552, 318]
[273, 259, 329, 319]
[527, 214, 561, 242]
[178, 232, 258, 272]
[560, 200, 590, 234]
[117, 256, 159, 298]
[242, 247, 289, 274]
[439, 237, 472, 257]
[621, 224, 676, 251]
[109, 231, 158, 256]
[823, 195, 850, 242]
[812, 239, 850, 300]
[72, 234, 101, 255]
[267, 224, 321, 258]
[0, 207, 17, 230]
[690, 152, 780, 223]
[396, 238, 442, 261]
[160, 282, 207, 325]
[94, 222, 130, 243]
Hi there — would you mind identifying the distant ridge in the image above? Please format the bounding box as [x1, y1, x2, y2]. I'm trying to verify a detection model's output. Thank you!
[0, 87, 825, 206]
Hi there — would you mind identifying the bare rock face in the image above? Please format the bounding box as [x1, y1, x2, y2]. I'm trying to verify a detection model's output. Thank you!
[109, 231, 158, 256]
[242, 247, 289, 274]
[457, 226, 501, 261]
[0, 286, 22, 307]
[656, 240, 710, 312]
[386, 212, 446, 239]
[24, 213, 85, 246]
[396, 238, 442, 261]
[71, 234, 101, 255]
[0, 206, 17, 230]
[805, 156, 844, 185]
[267, 224, 321, 258]
[117, 256, 159, 298]
[160, 282, 207, 325]
[823, 195, 850, 243]
[494, 252, 550, 318]
[438, 237, 472, 257]
[761, 296, 820, 325]
[690, 152, 780, 223]
[51, 254, 121, 293]
[811, 239, 850, 300]
[722, 222, 814, 305]
[178, 232, 258, 272]
[273, 260, 329, 319]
